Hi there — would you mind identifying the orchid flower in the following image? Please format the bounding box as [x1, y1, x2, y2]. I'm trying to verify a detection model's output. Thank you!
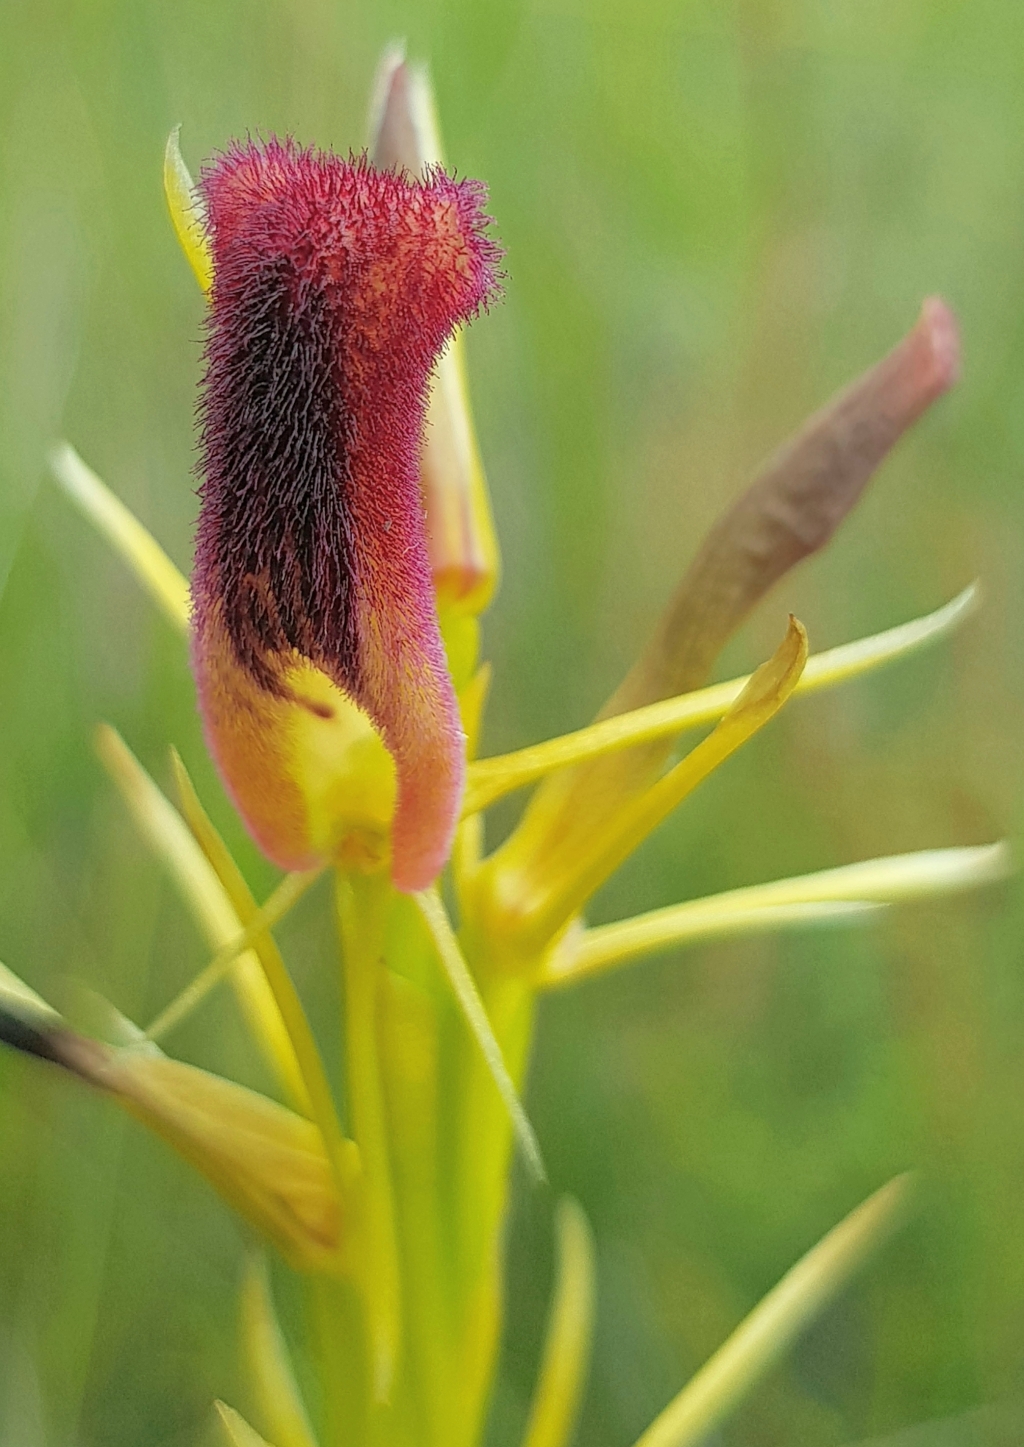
[0, 43, 1010, 1447]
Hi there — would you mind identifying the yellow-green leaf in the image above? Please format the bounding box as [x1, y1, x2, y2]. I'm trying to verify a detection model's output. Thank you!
[631, 1176, 915, 1447]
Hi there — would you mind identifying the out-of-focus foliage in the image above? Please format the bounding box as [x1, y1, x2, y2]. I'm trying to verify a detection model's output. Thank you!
[0, 1, 1021, 1444]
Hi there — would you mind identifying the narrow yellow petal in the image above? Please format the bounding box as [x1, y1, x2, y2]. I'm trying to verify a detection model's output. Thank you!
[545, 902, 884, 988]
[680, 841, 1012, 910]
[522, 1198, 596, 1447]
[482, 620, 807, 955]
[545, 839, 1010, 987]
[164, 125, 213, 293]
[240, 1257, 319, 1447]
[465, 584, 978, 815]
[798, 581, 977, 691]
[414, 884, 546, 1183]
[631, 1175, 915, 1447]
[49, 442, 190, 634]
[215, 1402, 278, 1447]
[95, 724, 310, 1113]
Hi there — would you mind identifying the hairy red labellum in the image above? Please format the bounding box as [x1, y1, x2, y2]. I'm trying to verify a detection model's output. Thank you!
[192, 139, 500, 890]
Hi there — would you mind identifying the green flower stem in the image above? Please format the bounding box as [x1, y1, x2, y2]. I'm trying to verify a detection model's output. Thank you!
[448, 948, 540, 1447]
[307, 1274, 368, 1447]
[378, 925, 454, 1447]
[336, 869, 403, 1414]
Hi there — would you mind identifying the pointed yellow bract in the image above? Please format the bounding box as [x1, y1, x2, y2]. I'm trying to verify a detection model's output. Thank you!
[165, 126, 213, 292]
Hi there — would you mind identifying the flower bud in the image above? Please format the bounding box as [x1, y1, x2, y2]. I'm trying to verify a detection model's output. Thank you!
[371, 48, 501, 619]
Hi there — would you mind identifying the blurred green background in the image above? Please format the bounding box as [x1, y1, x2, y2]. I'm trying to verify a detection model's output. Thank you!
[1, 0, 1023, 1443]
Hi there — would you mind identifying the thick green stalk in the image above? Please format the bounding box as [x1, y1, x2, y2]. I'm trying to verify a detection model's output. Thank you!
[336, 871, 403, 1423]
[378, 899, 456, 1447]
[445, 940, 539, 1447]
[307, 1275, 368, 1447]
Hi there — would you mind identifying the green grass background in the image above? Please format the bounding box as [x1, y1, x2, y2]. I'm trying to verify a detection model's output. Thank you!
[2, 0, 1024, 1443]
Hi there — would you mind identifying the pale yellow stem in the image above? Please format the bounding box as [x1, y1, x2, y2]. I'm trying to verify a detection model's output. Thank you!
[144, 869, 321, 1042]
[336, 871, 402, 1404]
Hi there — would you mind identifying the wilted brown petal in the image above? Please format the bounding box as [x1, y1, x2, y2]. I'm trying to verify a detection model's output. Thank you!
[607, 296, 960, 720]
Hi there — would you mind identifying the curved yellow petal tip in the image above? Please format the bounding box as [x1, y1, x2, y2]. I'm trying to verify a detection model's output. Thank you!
[164, 125, 213, 292]
[631, 1174, 915, 1447]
